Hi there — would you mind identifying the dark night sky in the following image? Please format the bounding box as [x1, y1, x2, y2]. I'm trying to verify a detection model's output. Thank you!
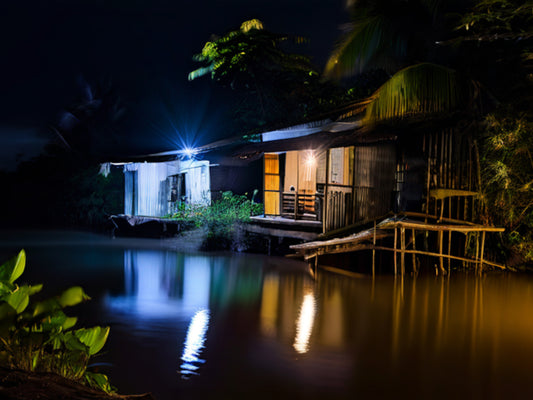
[0, 0, 346, 170]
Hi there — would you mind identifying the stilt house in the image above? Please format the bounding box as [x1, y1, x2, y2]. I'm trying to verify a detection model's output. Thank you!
[236, 99, 486, 239]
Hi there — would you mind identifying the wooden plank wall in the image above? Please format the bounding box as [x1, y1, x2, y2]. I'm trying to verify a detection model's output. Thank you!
[423, 129, 480, 221]
[324, 144, 396, 232]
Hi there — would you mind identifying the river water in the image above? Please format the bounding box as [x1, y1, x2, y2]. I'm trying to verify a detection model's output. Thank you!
[1, 230, 533, 399]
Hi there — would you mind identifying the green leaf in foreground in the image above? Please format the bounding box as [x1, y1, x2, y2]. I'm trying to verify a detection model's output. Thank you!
[75, 326, 110, 355]
[0, 249, 26, 284]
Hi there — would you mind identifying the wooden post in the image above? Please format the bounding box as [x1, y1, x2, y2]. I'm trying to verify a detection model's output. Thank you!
[401, 227, 406, 276]
[412, 229, 417, 274]
[479, 230, 486, 274]
[447, 231, 452, 275]
[394, 226, 398, 276]
[372, 220, 376, 277]
[323, 149, 330, 234]
[438, 230, 444, 274]
[294, 192, 298, 221]
[425, 134, 432, 221]
[351, 146, 357, 226]
[475, 232, 480, 273]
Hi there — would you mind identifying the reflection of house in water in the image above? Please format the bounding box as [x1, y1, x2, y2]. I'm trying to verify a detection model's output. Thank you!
[106, 251, 266, 318]
[107, 250, 211, 318]
[105, 251, 268, 377]
[209, 256, 264, 310]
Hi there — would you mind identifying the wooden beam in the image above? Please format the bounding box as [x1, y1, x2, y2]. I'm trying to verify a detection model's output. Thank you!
[379, 220, 505, 233]
[370, 246, 506, 270]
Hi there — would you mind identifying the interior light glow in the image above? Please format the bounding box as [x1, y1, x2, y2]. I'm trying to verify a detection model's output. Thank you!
[304, 150, 317, 168]
[180, 309, 210, 376]
[293, 292, 316, 354]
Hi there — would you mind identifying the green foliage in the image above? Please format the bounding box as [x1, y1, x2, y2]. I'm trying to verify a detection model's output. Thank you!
[458, 0, 533, 37]
[189, 19, 339, 132]
[189, 19, 314, 86]
[480, 110, 533, 262]
[364, 63, 462, 122]
[170, 191, 263, 249]
[0, 250, 114, 393]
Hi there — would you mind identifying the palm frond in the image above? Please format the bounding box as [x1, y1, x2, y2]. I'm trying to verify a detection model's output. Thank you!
[325, 16, 388, 78]
[188, 66, 214, 81]
[364, 63, 461, 122]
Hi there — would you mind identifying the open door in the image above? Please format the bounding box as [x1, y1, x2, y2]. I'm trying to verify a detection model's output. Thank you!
[264, 153, 280, 215]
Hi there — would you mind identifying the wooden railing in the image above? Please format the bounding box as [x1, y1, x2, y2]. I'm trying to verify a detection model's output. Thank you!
[281, 192, 322, 221]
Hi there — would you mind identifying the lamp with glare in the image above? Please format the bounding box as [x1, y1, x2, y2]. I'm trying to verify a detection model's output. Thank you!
[304, 151, 317, 168]
[182, 147, 197, 159]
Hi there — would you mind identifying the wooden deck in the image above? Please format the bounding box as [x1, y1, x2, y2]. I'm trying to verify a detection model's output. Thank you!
[246, 215, 322, 240]
[290, 213, 505, 275]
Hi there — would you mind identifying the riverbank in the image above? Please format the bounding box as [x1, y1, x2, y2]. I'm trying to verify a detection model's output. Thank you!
[0, 367, 154, 400]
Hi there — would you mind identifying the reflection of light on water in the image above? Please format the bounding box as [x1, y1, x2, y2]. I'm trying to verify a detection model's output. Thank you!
[180, 309, 210, 377]
[260, 274, 279, 337]
[293, 292, 316, 354]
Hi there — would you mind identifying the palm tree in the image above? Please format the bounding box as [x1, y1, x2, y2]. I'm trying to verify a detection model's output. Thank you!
[324, 0, 457, 79]
[51, 79, 126, 159]
[325, 0, 476, 123]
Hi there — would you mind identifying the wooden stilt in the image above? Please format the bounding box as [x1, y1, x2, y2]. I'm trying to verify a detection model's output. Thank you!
[448, 230, 452, 274]
[401, 227, 406, 276]
[291, 220, 505, 275]
[479, 231, 486, 274]
[323, 149, 330, 234]
[372, 220, 376, 277]
[438, 230, 444, 274]
[394, 227, 398, 276]
[475, 232, 480, 273]
[425, 134, 432, 220]
[412, 229, 417, 274]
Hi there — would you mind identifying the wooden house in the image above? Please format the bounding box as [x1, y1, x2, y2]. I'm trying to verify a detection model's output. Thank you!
[236, 99, 484, 230]
[234, 106, 398, 235]
[235, 98, 504, 271]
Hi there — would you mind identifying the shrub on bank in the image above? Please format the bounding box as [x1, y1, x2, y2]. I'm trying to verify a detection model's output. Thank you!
[169, 190, 263, 250]
[480, 110, 533, 266]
